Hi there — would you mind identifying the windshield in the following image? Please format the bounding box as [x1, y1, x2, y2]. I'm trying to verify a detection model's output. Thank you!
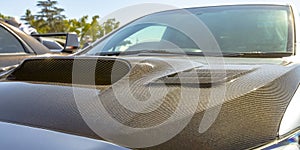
[85, 5, 293, 57]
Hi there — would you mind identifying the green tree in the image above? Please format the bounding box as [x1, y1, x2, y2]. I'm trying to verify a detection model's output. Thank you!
[85, 15, 100, 41]
[102, 18, 120, 35]
[35, 0, 66, 32]
[63, 15, 91, 44]
[0, 13, 10, 20]
[2, 0, 120, 46]
[21, 9, 35, 24]
[63, 15, 120, 46]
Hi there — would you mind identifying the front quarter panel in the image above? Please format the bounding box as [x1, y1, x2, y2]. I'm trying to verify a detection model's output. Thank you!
[0, 122, 129, 150]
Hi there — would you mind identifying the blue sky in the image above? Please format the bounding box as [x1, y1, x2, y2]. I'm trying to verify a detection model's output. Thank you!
[1, 0, 300, 21]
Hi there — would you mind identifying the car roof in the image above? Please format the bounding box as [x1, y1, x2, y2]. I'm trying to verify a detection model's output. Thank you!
[180, 2, 290, 9]
[0, 20, 50, 55]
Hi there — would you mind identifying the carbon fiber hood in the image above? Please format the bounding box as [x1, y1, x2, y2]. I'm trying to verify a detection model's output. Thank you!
[0, 56, 300, 149]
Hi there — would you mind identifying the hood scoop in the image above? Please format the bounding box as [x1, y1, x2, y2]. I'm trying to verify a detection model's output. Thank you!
[156, 66, 256, 87]
[7, 57, 131, 85]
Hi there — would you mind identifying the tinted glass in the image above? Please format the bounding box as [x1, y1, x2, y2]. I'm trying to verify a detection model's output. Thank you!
[192, 6, 289, 53]
[0, 26, 25, 53]
[86, 5, 291, 55]
[42, 40, 63, 50]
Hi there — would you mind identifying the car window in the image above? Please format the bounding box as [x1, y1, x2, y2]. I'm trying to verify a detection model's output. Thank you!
[87, 23, 200, 54]
[0, 26, 25, 53]
[85, 5, 292, 57]
[113, 25, 166, 51]
[195, 7, 289, 53]
[42, 40, 63, 50]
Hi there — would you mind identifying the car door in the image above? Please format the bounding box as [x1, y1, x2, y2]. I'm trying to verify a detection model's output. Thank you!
[0, 25, 34, 68]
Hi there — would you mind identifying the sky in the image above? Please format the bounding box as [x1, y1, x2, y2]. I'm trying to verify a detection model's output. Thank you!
[1, 0, 300, 22]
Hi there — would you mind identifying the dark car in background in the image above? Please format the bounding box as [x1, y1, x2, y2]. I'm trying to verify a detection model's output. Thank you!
[0, 2, 300, 150]
[0, 20, 79, 72]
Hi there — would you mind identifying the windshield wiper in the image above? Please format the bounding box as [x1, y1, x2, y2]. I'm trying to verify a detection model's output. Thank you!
[94, 50, 228, 56]
[93, 50, 292, 58]
[221, 52, 293, 58]
[94, 50, 189, 56]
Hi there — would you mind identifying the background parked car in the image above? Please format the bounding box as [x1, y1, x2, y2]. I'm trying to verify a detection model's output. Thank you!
[0, 20, 79, 71]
